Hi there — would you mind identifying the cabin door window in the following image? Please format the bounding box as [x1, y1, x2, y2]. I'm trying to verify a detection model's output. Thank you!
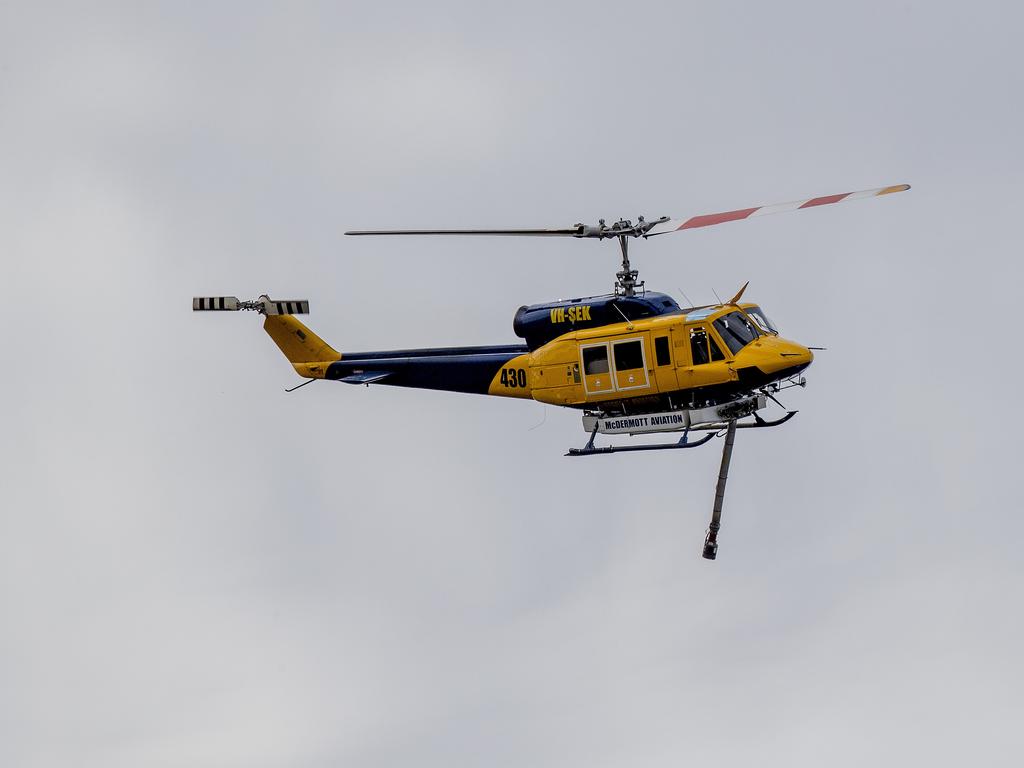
[580, 343, 615, 395]
[612, 337, 649, 391]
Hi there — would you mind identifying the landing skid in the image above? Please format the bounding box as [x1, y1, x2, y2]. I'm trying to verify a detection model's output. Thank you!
[566, 409, 798, 561]
[566, 428, 714, 456]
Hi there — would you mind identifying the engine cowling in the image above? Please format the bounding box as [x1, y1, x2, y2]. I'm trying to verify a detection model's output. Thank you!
[513, 291, 681, 350]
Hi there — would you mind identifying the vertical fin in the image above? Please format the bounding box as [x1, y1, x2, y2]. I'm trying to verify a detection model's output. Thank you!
[263, 315, 341, 371]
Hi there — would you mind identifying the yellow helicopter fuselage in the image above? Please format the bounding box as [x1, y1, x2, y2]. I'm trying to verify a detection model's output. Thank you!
[266, 299, 812, 415]
[484, 302, 812, 410]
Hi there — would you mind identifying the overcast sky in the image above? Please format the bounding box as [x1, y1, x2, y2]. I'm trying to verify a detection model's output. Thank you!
[2, 2, 1022, 766]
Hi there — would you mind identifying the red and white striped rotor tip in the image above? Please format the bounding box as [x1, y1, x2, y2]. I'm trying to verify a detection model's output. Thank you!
[647, 184, 910, 235]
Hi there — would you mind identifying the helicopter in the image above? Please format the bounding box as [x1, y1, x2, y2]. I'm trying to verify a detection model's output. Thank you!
[194, 183, 909, 559]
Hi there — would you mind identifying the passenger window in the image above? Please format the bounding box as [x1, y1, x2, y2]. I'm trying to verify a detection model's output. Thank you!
[710, 336, 725, 361]
[654, 336, 671, 366]
[613, 339, 644, 371]
[690, 328, 710, 365]
[582, 346, 609, 374]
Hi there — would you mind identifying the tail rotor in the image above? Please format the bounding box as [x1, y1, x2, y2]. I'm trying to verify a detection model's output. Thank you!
[192, 295, 309, 315]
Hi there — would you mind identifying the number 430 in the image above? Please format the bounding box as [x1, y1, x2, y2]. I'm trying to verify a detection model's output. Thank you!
[500, 368, 527, 388]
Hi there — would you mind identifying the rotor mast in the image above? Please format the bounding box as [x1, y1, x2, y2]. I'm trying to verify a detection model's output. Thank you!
[577, 215, 669, 297]
[615, 228, 639, 297]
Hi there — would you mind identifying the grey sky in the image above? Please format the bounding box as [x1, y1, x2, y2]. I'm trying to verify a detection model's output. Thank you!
[1, 1, 1022, 766]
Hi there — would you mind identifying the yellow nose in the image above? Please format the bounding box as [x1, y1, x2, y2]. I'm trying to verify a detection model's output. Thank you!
[779, 341, 813, 368]
[735, 337, 813, 377]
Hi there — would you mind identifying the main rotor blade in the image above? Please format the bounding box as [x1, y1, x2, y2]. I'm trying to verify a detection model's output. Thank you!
[344, 227, 582, 237]
[344, 183, 910, 241]
[645, 183, 910, 236]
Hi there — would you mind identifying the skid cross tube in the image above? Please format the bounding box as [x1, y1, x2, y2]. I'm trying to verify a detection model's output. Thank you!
[687, 410, 797, 432]
[703, 419, 737, 560]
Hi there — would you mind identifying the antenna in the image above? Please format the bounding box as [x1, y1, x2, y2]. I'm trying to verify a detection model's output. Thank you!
[611, 302, 635, 330]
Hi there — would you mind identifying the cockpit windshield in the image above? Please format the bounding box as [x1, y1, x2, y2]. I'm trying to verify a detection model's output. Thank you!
[744, 306, 778, 335]
[713, 311, 761, 354]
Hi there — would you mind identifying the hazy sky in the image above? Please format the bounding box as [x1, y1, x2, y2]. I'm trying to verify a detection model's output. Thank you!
[2, 2, 1022, 766]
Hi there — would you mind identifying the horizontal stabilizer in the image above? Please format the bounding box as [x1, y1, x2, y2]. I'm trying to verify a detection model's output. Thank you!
[338, 371, 391, 385]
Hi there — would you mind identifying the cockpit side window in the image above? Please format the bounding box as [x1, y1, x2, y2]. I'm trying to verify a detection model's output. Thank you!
[710, 336, 725, 361]
[713, 311, 761, 355]
[689, 327, 710, 365]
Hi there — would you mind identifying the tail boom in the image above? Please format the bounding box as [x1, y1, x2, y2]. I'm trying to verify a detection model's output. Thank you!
[194, 295, 533, 397]
[325, 346, 532, 397]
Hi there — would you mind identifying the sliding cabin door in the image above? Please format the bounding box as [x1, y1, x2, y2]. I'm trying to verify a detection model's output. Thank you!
[611, 337, 650, 391]
[580, 342, 615, 395]
[579, 336, 654, 401]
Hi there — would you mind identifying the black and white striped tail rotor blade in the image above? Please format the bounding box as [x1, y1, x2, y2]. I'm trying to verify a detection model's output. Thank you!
[261, 299, 309, 316]
[193, 296, 240, 311]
